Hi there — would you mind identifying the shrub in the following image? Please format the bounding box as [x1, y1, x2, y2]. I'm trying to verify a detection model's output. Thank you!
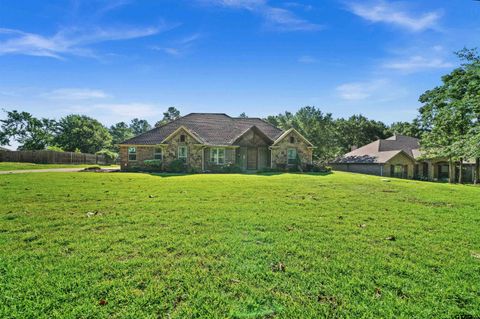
[257, 167, 281, 174]
[96, 149, 118, 163]
[46, 146, 64, 152]
[287, 165, 300, 173]
[221, 163, 243, 173]
[127, 165, 141, 172]
[306, 161, 332, 173]
[143, 159, 162, 171]
[167, 159, 188, 173]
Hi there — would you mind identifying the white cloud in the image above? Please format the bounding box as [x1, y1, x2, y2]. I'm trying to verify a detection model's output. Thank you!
[383, 55, 453, 72]
[63, 102, 162, 124]
[93, 103, 161, 118]
[283, 2, 313, 11]
[0, 24, 170, 59]
[298, 55, 317, 64]
[336, 79, 388, 101]
[262, 7, 321, 31]
[151, 33, 203, 57]
[43, 88, 110, 100]
[206, 0, 265, 9]
[199, 0, 321, 31]
[346, 1, 441, 32]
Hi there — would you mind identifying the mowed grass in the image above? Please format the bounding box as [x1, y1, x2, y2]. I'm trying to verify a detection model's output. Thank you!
[0, 172, 479, 318]
[0, 162, 119, 171]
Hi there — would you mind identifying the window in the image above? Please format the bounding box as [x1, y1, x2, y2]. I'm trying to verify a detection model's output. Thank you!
[210, 148, 225, 165]
[392, 165, 404, 178]
[287, 148, 297, 165]
[178, 146, 188, 161]
[154, 147, 162, 160]
[128, 147, 137, 161]
[289, 136, 295, 143]
[180, 134, 186, 142]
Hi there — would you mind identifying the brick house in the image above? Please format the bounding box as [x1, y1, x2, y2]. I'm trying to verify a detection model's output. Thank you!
[119, 113, 314, 172]
[331, 135, 477, 182]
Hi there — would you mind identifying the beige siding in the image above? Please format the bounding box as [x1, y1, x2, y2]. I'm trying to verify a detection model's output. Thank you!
[383, 152, 416, 178]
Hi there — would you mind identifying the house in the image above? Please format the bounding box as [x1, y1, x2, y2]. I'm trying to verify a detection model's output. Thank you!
[119, 113, 314, 172]
[330, 135, 477, 182]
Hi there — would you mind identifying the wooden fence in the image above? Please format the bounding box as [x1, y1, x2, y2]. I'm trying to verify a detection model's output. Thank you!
[0, 150, 110, 165]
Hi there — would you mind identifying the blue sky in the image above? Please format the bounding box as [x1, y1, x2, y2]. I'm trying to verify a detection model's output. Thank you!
[0, 0, 479, 127]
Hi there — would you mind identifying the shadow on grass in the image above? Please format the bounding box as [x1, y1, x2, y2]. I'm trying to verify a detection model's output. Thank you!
[136, 171, 334, 178]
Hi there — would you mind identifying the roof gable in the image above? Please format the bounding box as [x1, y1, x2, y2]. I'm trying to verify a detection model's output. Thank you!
[120, 113, 284, 146]
[273, 128, 314, 147]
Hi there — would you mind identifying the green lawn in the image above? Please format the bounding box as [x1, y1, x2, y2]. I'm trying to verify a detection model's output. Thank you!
[0, 172, 479, 318]
[0, 162, 119, 171]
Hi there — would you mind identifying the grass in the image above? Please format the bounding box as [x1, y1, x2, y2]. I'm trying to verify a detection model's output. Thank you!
[0, 171, 479, 318]
[0, 162, 119, 171]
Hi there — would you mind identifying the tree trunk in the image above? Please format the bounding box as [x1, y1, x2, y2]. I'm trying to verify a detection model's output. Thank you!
[449, 160, 455, 184]
[458, 158, 463, 184]
[475, 158, 480, 185]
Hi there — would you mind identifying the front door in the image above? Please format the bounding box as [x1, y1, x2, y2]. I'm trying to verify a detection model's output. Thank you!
[247, 147, 257, 170]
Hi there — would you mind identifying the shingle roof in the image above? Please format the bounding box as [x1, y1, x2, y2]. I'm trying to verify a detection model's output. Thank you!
[333, 135, 419, 164]
[120, 113, 284, 146]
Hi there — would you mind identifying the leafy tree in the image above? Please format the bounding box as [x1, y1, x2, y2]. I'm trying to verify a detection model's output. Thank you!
[335, 115, 389, 153]
[130, 118, 151, 135]
[155, 107, 181, 127]
[239, 112, 248, 118]
[418, 48, 480, 183]
[55, 114, 112, 154]
[46, 145, 64, 152]
[266, 111, 296, 129]
[109, 122, 134, 151]
[96, 149, 118, 163]
[267, 106, 340, 162]
[389, 119, 424, 138]
[0, 110, 57, 150]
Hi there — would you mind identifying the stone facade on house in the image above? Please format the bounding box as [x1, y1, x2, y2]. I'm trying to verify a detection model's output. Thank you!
[119, 113, 314, 172]
[271, 130, 313, 169]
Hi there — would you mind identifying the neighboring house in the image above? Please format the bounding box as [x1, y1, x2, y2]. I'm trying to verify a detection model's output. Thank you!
[0, 146, 10, 151]
[331, 135, 476, 182]
[119, 113, 314, 172]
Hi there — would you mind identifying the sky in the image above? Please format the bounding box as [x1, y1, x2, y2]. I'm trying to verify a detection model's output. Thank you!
[0, 0, 479, 130]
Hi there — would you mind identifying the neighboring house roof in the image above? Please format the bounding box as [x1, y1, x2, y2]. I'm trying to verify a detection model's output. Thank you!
[0, 146, 11, 151]
[333, 135, 420, 164]
[120, 113, 284, 146]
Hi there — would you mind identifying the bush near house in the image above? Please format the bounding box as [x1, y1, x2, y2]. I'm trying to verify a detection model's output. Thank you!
[96, 149, 118, 164]
[166, 159, 188, 173]
[143, 159, 162, 171]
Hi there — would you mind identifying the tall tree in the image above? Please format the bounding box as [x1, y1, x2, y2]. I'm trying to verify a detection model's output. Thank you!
[130, 118, 151, 135]
[0, 110, 57, 150]
[335, 115, 389, 153]
[267, 107, 340, 162]
[109, 122, 134, 152]
[155, 107, 181, 127]
[418, 48, 480, 183]
[55, 115, 112, 153]
[389, 119, 424, 138]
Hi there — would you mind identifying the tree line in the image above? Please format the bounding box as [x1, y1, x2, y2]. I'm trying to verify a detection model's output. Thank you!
[0, 104, 418, 159]
[1, 48, 479, 179]
[0, 107, 181, 155]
